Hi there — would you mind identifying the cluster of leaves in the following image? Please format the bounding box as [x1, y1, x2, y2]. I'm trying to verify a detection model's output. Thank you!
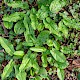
[0, 0, 80, 80]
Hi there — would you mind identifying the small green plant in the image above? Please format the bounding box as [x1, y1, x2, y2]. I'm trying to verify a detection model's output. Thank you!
[0, 0, 80, 80]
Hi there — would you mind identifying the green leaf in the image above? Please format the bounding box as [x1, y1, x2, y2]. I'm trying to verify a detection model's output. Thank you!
[19, 52, 39, 73]
[53, 41, 60, 50]
[19, 53, 30, 72]
[30, 13, 38, 30]
[23, 15, 30, 34]
[43, 19, 60, 37]
[37, 30, 50, 46]
[46, 39, 53, 47]
[36, 5, 49, 20]
[47, 57, 55, 66]
[14, 65, 27, 80]
[16, 71, 26, 80]
[0, 52, 4, 63]
[14, 20, 25, 34]
[25, 59, 32, 71]
[50, 0, 67, 13]
[32, 61, 39, 73]
[38, 68, 47, 78]
[59, 21, 68, 38]
[1, 59, 14, 80]
[3, 21, 13, 29]
[2, 12, 25, 22]
[35, 76, 42, 80]
[30, 54, 39, 71]
[22, 41, 34, 47]
[24, 31, 30, 42]
[0, 37, 15, 56]
[13, 51, 24, 57]
[37, 23, 44, 32]
[7, 1, 29, 9]
[57, 68, 65, 80]
[61, 46, 73, 54]
[50, 48, 66, 62]
[54, 61, 69, 69]
[62, 17, 80, 30]
[30, 69, 35, 76]
[30, 47, 46, 52]
[14, 65, 19, 76]
[37, 0, 52, 8]
[41, 54, 47, 67]
[16, 43, 23, 50]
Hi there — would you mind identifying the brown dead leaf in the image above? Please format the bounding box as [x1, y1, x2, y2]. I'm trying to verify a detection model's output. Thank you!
[37, 54, 42, 66]
[72, 59, 80, 68]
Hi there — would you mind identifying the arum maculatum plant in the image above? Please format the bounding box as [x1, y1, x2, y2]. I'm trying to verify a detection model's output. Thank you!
[0, 0, 80, 80]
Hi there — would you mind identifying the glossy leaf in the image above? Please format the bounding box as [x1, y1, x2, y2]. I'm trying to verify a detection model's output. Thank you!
[2, 12, 25, 22]
[3, 21, 13, 29]
[23, 15, 30, 34]
[13, 51, 24, 57]
[1, 1, 80, 80]
[36, 5, 49, 20]
[25, 54, 38, 73]
[53, 41, 60, 50]
[19, 53, 30, 72]
[47, 39, 53, 47]
[30, 47, 46, 52]
[14, 20, 25, 34]
[37, 23, 44, 31]
[57, 68, 65, 80]
[30, 13, 38, 30]
[50, 0, 67, 13]
[22, 41, 34, 47]
[1, 59, 14, 80]
[14, 65, 27, 80]
[7, 1, 29, 9]
[54, 61, 69, 69]
[47, 57, 55, 66]
[41, 54, 47, 67]
[38, 68, 47, 78]
[61, 46, 73, 54]
[43, 19, 60, 37]
[59, 21, 68, 38]
[37, 0, 52, 8]
[0, 37, 15, 56]
[32, 60, 40, 73]
[16, 71, 26, 80]
[50, 48, 66, 62]
[37, 30, 50, 46]
[16, 43, 23, 50]
[62, 17, 80, 30]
